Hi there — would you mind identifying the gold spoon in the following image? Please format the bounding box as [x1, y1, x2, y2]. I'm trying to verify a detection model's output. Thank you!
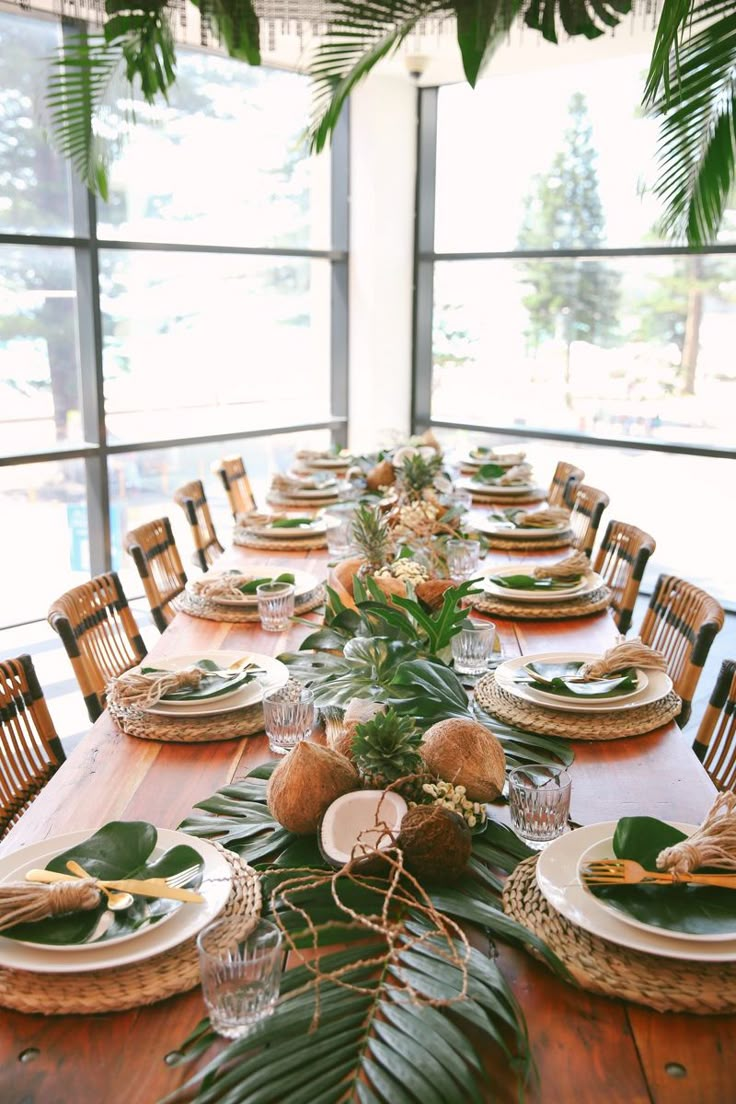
[66, 860, 134, 911]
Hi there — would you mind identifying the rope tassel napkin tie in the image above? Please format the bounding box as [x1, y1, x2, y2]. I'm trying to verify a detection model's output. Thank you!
[0, 880, 100, 931]
[533, 551, 590, 580]
[579, 638, 669, 680]
[657, 792, 736, 875]
[189, 573, 254, 602]
[515, 506, 570, 528]
[107, 666, 204, 711]
[498, 463, 533, 485]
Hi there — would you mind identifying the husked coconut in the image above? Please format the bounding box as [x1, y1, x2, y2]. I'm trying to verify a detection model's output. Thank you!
[320, 789, 407, 868]
[420, 718, 505, 802]
[398, 805, 471, 883]
[415, 579, 455, 611]
[267, 742, 359, 835]
[366, 459, 395, 492]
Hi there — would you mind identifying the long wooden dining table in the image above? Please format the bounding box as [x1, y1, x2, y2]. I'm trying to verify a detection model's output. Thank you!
[0, 533, 731, 1104]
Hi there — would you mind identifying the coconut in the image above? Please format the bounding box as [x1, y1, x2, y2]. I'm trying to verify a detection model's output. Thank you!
[366, 459, 396, 492]
[398, 805, 471, 883]
[320, 789, 407, 868]
[415, 579, 455, 611]
[420, 719, 506, 803]
[267, 742, 359, 835]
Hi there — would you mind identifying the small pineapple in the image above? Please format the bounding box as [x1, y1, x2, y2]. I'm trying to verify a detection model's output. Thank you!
[351, 503, 393, 575]
[352, 708, 425, 797]
[396, 453, 443, 501]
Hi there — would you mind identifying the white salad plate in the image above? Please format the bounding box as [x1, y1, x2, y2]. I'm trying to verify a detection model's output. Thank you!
[260, 518, 328, 539]
[461, 452, 524, 469]
[578, 834, 736, 943]
[304, 456, 352, 469]
[482, 566, 602, 604]
[0, 830, 232, 972]
[495, 652, 672, 714]
[458, 477, 536, 496]
[141, 651, 288, 717]
[281, 485, 339, 500]
[536, 821, 736, 962]
[471, 516, 570, 539]
[206, 568, 319, 608]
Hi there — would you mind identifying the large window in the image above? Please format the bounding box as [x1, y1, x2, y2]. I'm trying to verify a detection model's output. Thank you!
[415, 56, 736, 605]
[0, 13, 347, 629]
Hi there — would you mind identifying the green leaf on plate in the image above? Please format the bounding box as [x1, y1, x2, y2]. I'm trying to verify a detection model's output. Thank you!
[524, 662, 638, 699]
[491, 574, 581, 590]
[476, 463, 507, 483]
[270, 517, 315, 528]
[239, 572, 296, 594]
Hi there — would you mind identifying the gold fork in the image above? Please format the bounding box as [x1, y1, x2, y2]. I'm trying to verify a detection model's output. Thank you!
[582, 859, 736, 890]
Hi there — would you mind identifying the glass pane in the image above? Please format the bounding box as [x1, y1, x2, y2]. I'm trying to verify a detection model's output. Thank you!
[109, 429, 331, 595]
[435, 61, 736, 253]
[0, 13, 73, 236]
[433, 427, 733, 610]
[0, 245, 82, 452]
[100, 250, 331, 443]
[97, 54, 330, 249]
[432, 256, 736, 448]
[0, 459, 90, 627]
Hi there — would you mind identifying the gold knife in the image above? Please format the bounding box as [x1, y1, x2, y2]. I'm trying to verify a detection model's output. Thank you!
[25, 869, 204, 904]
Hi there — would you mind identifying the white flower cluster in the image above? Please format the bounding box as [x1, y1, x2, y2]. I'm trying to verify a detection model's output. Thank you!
[375, 559, 429, 583]
[422, 781, 487, 829]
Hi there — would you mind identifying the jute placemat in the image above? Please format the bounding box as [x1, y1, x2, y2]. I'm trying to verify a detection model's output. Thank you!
[470, 585, 611, 620]
[0, 847, 260, 1015]
[267, 492, 340, 509]
[179, 585, 325, 623]
[502, 856, 736, 1014]
[474, 673, 682, 740]
[109, 698, 264, 743]
[233, 527, 328, 551]
[483, 532, 573, 551]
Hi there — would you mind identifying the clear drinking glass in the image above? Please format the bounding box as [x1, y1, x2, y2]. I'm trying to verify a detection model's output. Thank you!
[197, 918, 283, 1040]
[508, 767, 572, 850]
[451, 618, 496, 675]
[441, 490, 473, 515]
[323, 502, 357, 556]
[262, 683, 316, 754]
[256, 581, 295, 631]
[445, 538, 481, 581]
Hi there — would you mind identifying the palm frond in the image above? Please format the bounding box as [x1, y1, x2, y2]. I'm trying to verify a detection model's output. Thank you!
[452, 0, 525, 86]
[646, 0, 736, 243]
[308, 0, 447, 153]
[192, 0, 261, 64]
[643, 0, 695, 102]
[522, 0, 631, 43]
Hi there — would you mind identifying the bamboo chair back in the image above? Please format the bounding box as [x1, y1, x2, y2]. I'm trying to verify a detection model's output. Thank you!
[125, 517, 187, 633]
[692, 660, 736, 791]
[173, 479, 223, 572]
[639, 574, 725, 728]
[48, 572, 147, 722]
[0, 654, 65, 837]
[593, 519, 656, 634]
[569, 484, 610, 558]
[215, 456, 256, 519]
[548, 461, 585, 508]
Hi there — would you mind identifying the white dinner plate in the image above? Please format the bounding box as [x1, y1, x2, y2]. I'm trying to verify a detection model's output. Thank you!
[578, 834, 736, 943]
[482, 565, 602, 604]
[536, 821, 736, 961]
[142, 651, 288, 717]
[304, 456, 352, 469]
[495, 652, 671, 714]
[276, 483, 339, 500]
[0, 830, 232, 972]
[461, 452, 525, 469]
[471, 516, 571, 539]
[259, 518, 328, 539]
[201, 568, 320, 608]
[458, 476, 537, 496]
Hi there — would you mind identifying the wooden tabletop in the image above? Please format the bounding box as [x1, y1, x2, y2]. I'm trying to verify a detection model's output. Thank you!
[0, 538, 728, 1104]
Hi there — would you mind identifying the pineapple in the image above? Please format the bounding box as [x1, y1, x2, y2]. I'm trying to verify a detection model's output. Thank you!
[396, 453, 443, 501]
[351, 503, 393, 575]
[352, 708, 429, 800]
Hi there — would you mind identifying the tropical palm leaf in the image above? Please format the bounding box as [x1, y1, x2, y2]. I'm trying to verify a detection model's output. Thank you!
[522, 0, 631, 43]
[644, 0, 736, 244]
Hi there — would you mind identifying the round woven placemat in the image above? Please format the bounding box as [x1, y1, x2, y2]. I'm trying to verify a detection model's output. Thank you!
[480, 531, 573, 551]
[469, 488, 547, 505]
[470, 585, 611, 620]
[0, 847, 260, 1015]
[474, 673, 682, 740]
[109, 698, 264, 743]
[233, 527, 328, 551]
[267, 492, 340, 509]
[179, 585, 325, 623]
[502, 856, 736, 1014]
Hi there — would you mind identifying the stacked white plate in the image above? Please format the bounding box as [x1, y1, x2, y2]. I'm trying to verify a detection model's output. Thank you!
[0, 829, 232, 973]
[274, 477, 340, 501]
[482, 566, 604, 604]
[255, 517, 329, 540]
[190, 568, 321, 609]
[137, 651, 289, 718]
[536, 822, 736, 961]
[457, 475, 541, 498]
[494, 652, 673, 714]
[298, 455, 353, 471]
[460, 451, 526, 470]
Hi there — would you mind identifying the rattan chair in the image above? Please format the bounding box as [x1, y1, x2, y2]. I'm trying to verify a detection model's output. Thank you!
[692, 660, 736, 791]
[48, 572, 147, 723]
[125, 517, 187, 633]
[215, 456, 256, 519]
[639, 574, 725, 728]
[569, 484, 610, 558]
[592, 520, 656, 635]
[548, 461, 585, 508]
[0, 654, 65, 837]
[173, 479, 224, 572]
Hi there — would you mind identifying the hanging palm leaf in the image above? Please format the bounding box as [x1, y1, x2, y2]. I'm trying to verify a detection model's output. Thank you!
[644, 0, 736, 245]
